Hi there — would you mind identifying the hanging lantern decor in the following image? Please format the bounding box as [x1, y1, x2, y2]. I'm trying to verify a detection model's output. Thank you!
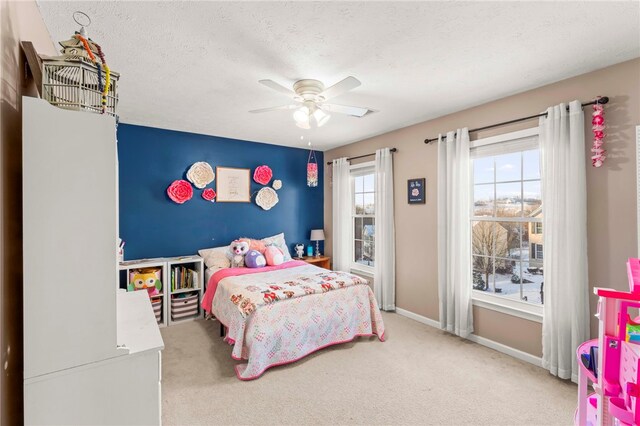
[591, 97, 606, 168]
[307, 150, 318, 187]
[41, 12, 119, 116]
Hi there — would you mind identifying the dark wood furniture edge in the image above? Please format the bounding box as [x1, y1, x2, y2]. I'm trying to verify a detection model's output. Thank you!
[20, 41, 43, 97]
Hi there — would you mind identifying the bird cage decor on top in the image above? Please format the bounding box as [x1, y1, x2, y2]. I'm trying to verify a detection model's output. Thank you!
[41, 24, 119, 116]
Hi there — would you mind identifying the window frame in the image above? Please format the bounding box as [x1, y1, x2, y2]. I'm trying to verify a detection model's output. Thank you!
[535, 243, 543, 260]
[350, 162, 376, 276]
[533, 222, 543, 234]
[469, 127, 543, 322]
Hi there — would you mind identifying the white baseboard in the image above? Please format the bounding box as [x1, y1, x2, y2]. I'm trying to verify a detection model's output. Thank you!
[394, 307, 543, 368]
[395, 307, 441, 328]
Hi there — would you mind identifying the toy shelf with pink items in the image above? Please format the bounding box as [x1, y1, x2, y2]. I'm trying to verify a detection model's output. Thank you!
[577, 258, 640, 426]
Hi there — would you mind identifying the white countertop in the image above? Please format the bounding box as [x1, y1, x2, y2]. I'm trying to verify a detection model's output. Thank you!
[117, 291, 164, 355]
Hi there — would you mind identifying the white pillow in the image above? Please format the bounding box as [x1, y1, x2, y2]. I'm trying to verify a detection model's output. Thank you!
[198, 246, 231, 269]
[261, 233, 292, 261]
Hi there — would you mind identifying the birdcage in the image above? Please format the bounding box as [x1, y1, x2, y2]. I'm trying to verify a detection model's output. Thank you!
[41, 25, 119, 116]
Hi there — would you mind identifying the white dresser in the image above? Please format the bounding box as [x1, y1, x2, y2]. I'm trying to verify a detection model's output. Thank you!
[22, 97, 163, 425]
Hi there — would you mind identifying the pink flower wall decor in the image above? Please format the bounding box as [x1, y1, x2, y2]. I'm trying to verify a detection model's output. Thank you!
[591, 98, 606, 168]
[167, 180, 193, 204]
[253, 165, 273, 185]
[202, 188, 216, 202]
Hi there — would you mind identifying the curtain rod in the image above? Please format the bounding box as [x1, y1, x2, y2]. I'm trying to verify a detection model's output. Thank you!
[423, 96, 609, 144]
[326, 148, 397, 166]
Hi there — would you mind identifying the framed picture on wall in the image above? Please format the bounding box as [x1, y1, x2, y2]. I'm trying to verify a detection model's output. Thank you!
[216, 167, 251, 202]
[408, 178, 426, 204]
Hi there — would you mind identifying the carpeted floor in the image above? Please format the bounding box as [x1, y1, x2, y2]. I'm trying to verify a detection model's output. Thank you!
[160, 312, 576, 425]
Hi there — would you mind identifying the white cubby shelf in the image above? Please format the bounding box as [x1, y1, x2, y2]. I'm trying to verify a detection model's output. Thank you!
[118, 255, 204, 327]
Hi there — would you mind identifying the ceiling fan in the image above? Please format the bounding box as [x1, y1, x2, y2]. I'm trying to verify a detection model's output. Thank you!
[249, 76, 372, 129]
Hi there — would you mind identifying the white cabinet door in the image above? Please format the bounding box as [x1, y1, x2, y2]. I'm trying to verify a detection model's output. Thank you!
[25, 351, 161, 426]
[23, 97, 122, 378]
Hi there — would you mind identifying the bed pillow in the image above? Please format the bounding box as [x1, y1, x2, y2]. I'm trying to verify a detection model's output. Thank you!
[261, 232, 292, 261]
[198, 246, 231, 269]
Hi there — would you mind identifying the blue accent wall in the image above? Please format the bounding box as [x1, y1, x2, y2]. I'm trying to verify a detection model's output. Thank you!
[117, 124, 323, 260]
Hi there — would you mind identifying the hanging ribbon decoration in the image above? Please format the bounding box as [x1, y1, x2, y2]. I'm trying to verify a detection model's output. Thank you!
[307, 149, 318, 187]
[591, 96, 606, 167]
[74, 33, 111, 114]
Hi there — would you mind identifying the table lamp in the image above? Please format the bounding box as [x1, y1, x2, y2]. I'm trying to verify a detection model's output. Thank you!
[310, 229, 325, 257]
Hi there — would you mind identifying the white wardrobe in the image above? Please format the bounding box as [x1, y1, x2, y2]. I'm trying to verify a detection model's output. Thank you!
[22, 97, 163, 425]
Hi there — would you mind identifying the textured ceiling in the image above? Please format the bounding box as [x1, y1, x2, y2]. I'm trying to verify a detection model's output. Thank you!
[37, 1, 640, 150]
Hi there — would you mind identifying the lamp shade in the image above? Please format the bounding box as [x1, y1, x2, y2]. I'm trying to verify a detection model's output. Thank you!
[313, 108, 331, 127]
[293, 106, 309, 124]
[310, 229, 325, 241]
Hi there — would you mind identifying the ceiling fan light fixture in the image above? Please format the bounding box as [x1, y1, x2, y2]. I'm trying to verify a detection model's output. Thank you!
[313, 108, 331, 127]
[296, 119, 311, 130]
[254, 77, 365, 129]
[293, 106, 309, 124]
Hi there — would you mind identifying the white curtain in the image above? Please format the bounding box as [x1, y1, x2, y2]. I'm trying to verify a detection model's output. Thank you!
[438, 129, 473, 338]
[539, 101, 589, 382]
[374, 148, 396, 311]
[332, 158, 352, 272]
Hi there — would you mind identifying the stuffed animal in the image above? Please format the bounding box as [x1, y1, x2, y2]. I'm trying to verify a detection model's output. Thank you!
[264, 245, 284, 266]
[239, 237, 266, 254]
[229, 240, 250, 267]
[129, 269, 162, 296]
[245, 249, 267, 268]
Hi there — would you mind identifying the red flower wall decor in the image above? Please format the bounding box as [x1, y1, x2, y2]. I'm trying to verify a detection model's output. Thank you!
[202, 188, 216, 202]
[253, 165, 273, 185]
[167, 180, 193, 204]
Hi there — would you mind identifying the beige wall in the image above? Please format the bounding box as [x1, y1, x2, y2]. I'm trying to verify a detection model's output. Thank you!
[324, 58, 640, 357]
[0, 1, 56, 422]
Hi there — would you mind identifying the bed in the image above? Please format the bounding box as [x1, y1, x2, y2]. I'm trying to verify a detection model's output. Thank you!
[201, 259, 385, 380]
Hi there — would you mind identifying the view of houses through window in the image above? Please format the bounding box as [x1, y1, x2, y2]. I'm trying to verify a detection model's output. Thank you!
[472, 147, 543, 305]
[353, 171, 375, 268]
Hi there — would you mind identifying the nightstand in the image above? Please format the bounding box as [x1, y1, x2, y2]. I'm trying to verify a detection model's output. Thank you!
[300, 255, 331, 270]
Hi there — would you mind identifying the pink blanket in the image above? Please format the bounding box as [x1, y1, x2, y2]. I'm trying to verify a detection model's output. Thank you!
[201, 260, 307, 314]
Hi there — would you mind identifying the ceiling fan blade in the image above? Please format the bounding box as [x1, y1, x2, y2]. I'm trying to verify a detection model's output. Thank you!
[320, 76, 361, 100]
[258, 79, 296, 98]
[320, 103, 370, 117]
[249, 104, 298, 113]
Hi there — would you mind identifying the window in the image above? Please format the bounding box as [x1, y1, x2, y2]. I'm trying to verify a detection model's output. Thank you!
[533, 222, 543, 234]
[531, 243, 543, 260]
[351, 164, 375, 270]
[471, 131, 543, 308]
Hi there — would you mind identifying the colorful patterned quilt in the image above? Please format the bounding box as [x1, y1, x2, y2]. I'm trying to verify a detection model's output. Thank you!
[203, 262, 385, 380]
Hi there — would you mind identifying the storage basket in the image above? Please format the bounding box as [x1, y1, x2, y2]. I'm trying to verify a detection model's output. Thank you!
[151, 297, 162, 324]
[171, 293, 198, 320]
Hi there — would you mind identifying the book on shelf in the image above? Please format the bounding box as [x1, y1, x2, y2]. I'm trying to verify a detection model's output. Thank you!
[171, 265, 199, 292]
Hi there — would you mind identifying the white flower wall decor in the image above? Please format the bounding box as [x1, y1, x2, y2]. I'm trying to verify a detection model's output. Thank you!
[272, 179, 282, 190]
[255, 187, 279, 210]
[186, 162, 215, 189]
